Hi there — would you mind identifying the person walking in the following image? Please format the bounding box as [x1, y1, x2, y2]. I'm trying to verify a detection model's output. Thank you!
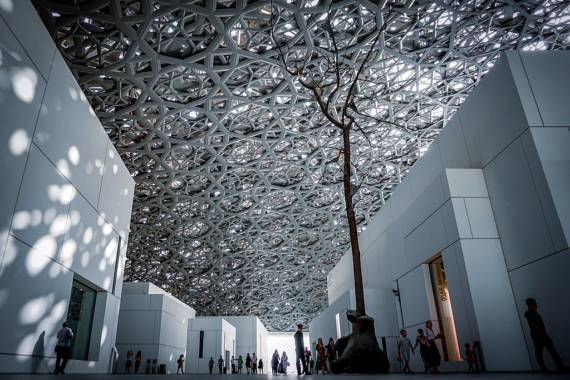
[258, 358, 264, 374]
[125, 350, 133, 373]
[231, 355, 236, 374]
[271, 350, 280, 375]
[425, 321, 442, 374]
[294, 324, 308, 375]
[145, 359, 151, 374]
[281, 351, 289, 373]
[134, 351, 142, 373]
[398, 329, 414, 373]
[524, 298, 565, 372]
[177, 354, 185, 374]
[218, 355, 224, 374]
[325, 337, 336, 373]
[251, 353, 257, 374]
[414, 329, 430, 373]
[208, 357, 214, 375]
[464, 343, 477, 373]
[315, 338, 326, 374]
[246, 353, 252, 374]
[54, 321, 74, 375]
[238, 355, 244, 374]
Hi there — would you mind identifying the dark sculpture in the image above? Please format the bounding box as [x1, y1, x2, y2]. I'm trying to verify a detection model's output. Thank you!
[331, 310, 390, 374]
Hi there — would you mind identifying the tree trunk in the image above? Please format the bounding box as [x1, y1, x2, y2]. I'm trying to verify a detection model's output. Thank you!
[341, 126, 366, 316]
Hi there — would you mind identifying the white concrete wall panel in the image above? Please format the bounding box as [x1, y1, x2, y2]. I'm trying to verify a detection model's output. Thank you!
[10, 145, 72, 255]
[444, 169, 489, 199]
[460, 239, 530, 370]
[397, 267, 432, 328]
[0, 0, 56, 79]
[33, 54, 108, 207]
[98, 144, 135, 240]
[483, 139, 554, 269]
[520, 52, 570, 127]
[404, 206, 449, 265]
[0, 16, 47, 261]
[0, 235, 73, 357]
[464, 198, 499, 239]
[436, 117, 472, 169]
[60, 194, 119, 292]
[401, 174, 446, 237]
[458, 55, 531, 167]
[528, 127, 570, 248]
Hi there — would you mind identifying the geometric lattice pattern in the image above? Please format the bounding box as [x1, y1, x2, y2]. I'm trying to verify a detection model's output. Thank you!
[35, 0, 570, 330]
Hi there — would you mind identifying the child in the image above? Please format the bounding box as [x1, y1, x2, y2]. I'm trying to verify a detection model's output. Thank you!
[464, 343, 476, 373]
[398, 329, 414, 373]
[177, 354, 184, 374]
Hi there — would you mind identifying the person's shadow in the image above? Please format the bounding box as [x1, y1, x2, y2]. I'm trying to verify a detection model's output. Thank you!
[31, 331, 46, 373]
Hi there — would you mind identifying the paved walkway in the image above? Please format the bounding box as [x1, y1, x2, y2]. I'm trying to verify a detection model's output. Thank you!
[0, 373, 562, 380]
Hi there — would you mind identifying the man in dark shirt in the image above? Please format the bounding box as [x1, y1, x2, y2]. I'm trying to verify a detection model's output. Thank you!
[524, 298, 564, 372]
[294, 324, 308, 375]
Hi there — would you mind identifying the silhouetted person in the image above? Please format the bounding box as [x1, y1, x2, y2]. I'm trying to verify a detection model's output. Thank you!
[238, 355, 243, 374]
[398, 329, 414, 374]
[525, 298, 564, 372]
[464, 343, 476, 373]
[208, 357, 214, 374]
[218, 355, 224, 374]
[258, 358, 264, 374]
[272, 350, 280, 374]
[246, 353, 251, 374]
[134, 351, 142, 373]
[54, 322, 73, 374]
[177, 354, 184, 374]
[294, 324, 308, 375]
[125, 350, 133, 373]
[145, 358, 151, 374]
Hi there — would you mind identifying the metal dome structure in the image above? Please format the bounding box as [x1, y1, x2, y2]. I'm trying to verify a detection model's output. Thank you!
[34, 0, 570, 330]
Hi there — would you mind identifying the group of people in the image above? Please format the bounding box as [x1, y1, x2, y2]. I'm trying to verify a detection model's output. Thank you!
[208, 353, 265, 375]
[270, 350, 289, 374]
[396, 321, 443, 374]
[395, 298, 566, 374]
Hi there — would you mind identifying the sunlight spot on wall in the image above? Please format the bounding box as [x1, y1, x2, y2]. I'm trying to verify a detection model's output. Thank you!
[49, 214, 68, 237]
[102, 222, 113, 236]
[81, 251, 90, 267]
[68, 146, 80, 166]
[27, 239, 54, 275]
[68, 87, 78, 100]
[98, 258, 106, 271]
[17, 334, 39, 356]
[109, 150, 115, 159]
[70, 209, 80, 226]
[103, 277, 111, 290]
[43, 207, 56, 224]
[60, 184, 76, 204]
[12, 67, 37, 103]
[60, 240, 77, 267]
[0, 0, 14, 13]
[19, 294, 54, 324]
[49, 261, 62, 278]
[47, 185, 61, 202]
[56, 159, 70, 177]
[30, 209, 42, 226]
[1, 236, 17, 271]
[12, 210, 31, 230]
[104, 238, 116, 258]
[86, 161, 93, 174]
[100, 325, 108, 346]
[112, 163, 118, 174]
[83, 227, 93, 244]
[97, 215, 105, 226]
[9, 129, 30, 156]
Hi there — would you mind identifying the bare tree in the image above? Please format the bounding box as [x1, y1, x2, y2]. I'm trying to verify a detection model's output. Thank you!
[271, 2, 406, 318]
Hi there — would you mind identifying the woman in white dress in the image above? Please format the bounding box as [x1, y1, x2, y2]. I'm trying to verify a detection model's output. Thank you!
[281, 351, 289, 373]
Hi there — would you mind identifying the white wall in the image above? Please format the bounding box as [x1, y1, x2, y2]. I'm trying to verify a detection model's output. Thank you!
[186, 317, 236, 374]
[115, 282, 196, 374]
[223, 316, 269, 365]
[0, 0, 134, 373]
[321, 51, 570, 372]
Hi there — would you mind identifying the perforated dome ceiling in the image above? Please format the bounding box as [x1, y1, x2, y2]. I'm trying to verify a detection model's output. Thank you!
[35, 0, 570, 330]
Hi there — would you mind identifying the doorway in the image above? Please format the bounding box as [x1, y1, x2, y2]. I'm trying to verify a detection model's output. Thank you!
[429, 256, 461, 361]
[67, 278, 97, 360]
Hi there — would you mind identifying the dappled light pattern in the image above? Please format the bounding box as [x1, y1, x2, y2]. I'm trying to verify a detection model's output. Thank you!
[35, 0, 570, 330]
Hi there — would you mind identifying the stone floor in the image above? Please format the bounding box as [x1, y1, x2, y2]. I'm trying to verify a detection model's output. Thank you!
[0, 373, 562, 380]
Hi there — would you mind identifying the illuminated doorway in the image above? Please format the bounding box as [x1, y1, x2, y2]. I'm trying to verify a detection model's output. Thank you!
[429, 256, 461, 361]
